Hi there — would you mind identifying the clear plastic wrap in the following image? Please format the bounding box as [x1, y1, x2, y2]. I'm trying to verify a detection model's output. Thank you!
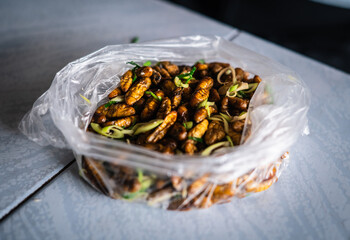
[19, 35, 310, 210]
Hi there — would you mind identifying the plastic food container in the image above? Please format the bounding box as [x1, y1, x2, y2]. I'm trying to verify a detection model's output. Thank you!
[19, 36, 310, 210]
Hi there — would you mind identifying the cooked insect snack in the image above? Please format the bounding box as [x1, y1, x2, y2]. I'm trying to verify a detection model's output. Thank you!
[89, 61, 260, 155]
[20, 37, 310, 212]
[80, 60, 288, 210]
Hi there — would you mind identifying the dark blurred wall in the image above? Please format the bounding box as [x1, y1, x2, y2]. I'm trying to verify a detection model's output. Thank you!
[166, 0, 350, 73]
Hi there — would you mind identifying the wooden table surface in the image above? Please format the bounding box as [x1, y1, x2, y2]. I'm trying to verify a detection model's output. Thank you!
[1, 0, 349, 239]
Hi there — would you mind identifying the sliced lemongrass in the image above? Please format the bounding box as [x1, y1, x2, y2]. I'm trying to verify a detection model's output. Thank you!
[220, 115, 230, 134]
[242, 83, 258, 93]
[226, 135, 234, 147]
[104, 96, 125, 108]
[219, 113, 231, 122]
[109, 95, 125, 102]
[232, 112, 247, 122]
[227, 90, 237, 98]
[226, 82, 249, 98]
[174, 76, 189, 88]
[201, 141, 230, 156]
[133, 119, 164, 135]
[205, 101, 215, 117]
[90, 123, 124, 139]
[217, 66, 236, 85]
[198, 98, 208, 108]
[210, 114, 230, 134]
[208, 117, 222, 122]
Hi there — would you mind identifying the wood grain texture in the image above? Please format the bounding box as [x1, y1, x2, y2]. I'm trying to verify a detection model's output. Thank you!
[0, 0, 236, 219]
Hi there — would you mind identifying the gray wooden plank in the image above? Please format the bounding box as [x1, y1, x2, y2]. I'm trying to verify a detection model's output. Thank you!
[0, 0, 237, 219]
[1, 33, 350, 239]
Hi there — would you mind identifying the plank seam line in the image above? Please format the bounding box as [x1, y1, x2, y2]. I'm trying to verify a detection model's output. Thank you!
[0, 159, 75, 222]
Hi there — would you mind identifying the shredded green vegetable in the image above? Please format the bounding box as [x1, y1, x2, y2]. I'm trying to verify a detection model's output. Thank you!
[201, 141, 229, 156]
[196, 59, 205, 64]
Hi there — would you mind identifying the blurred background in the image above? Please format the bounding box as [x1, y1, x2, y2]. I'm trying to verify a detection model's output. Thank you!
[165, 0, 350, 73]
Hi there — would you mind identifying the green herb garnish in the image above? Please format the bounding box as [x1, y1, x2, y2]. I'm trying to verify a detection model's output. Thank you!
[132, 74, 137, 83]
[176, 67, 196, 83]
[143, 61, 152, 66]
[127, 61, 141, 83]
[104, 96, 124, 108]
[146, 91, 162, 102]
[104, 101, 116, 108]
[188, 136, 203, 143]
[127, 61, 140, 68]
[196, 59, 205, 64]
[183, 121, 193, 130]
[229, 84, 238, 93]
[237, 91, 247, 98]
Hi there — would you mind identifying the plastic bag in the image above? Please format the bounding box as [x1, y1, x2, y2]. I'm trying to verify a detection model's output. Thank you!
[19, 35, 310, 210]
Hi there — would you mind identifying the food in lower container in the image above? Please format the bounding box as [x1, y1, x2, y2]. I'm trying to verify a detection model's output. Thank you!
[81, 152, 288, 210]
[80, 60, 288, 210]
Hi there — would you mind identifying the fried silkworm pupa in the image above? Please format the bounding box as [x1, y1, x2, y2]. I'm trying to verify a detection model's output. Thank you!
[125, 77, 152, 105]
